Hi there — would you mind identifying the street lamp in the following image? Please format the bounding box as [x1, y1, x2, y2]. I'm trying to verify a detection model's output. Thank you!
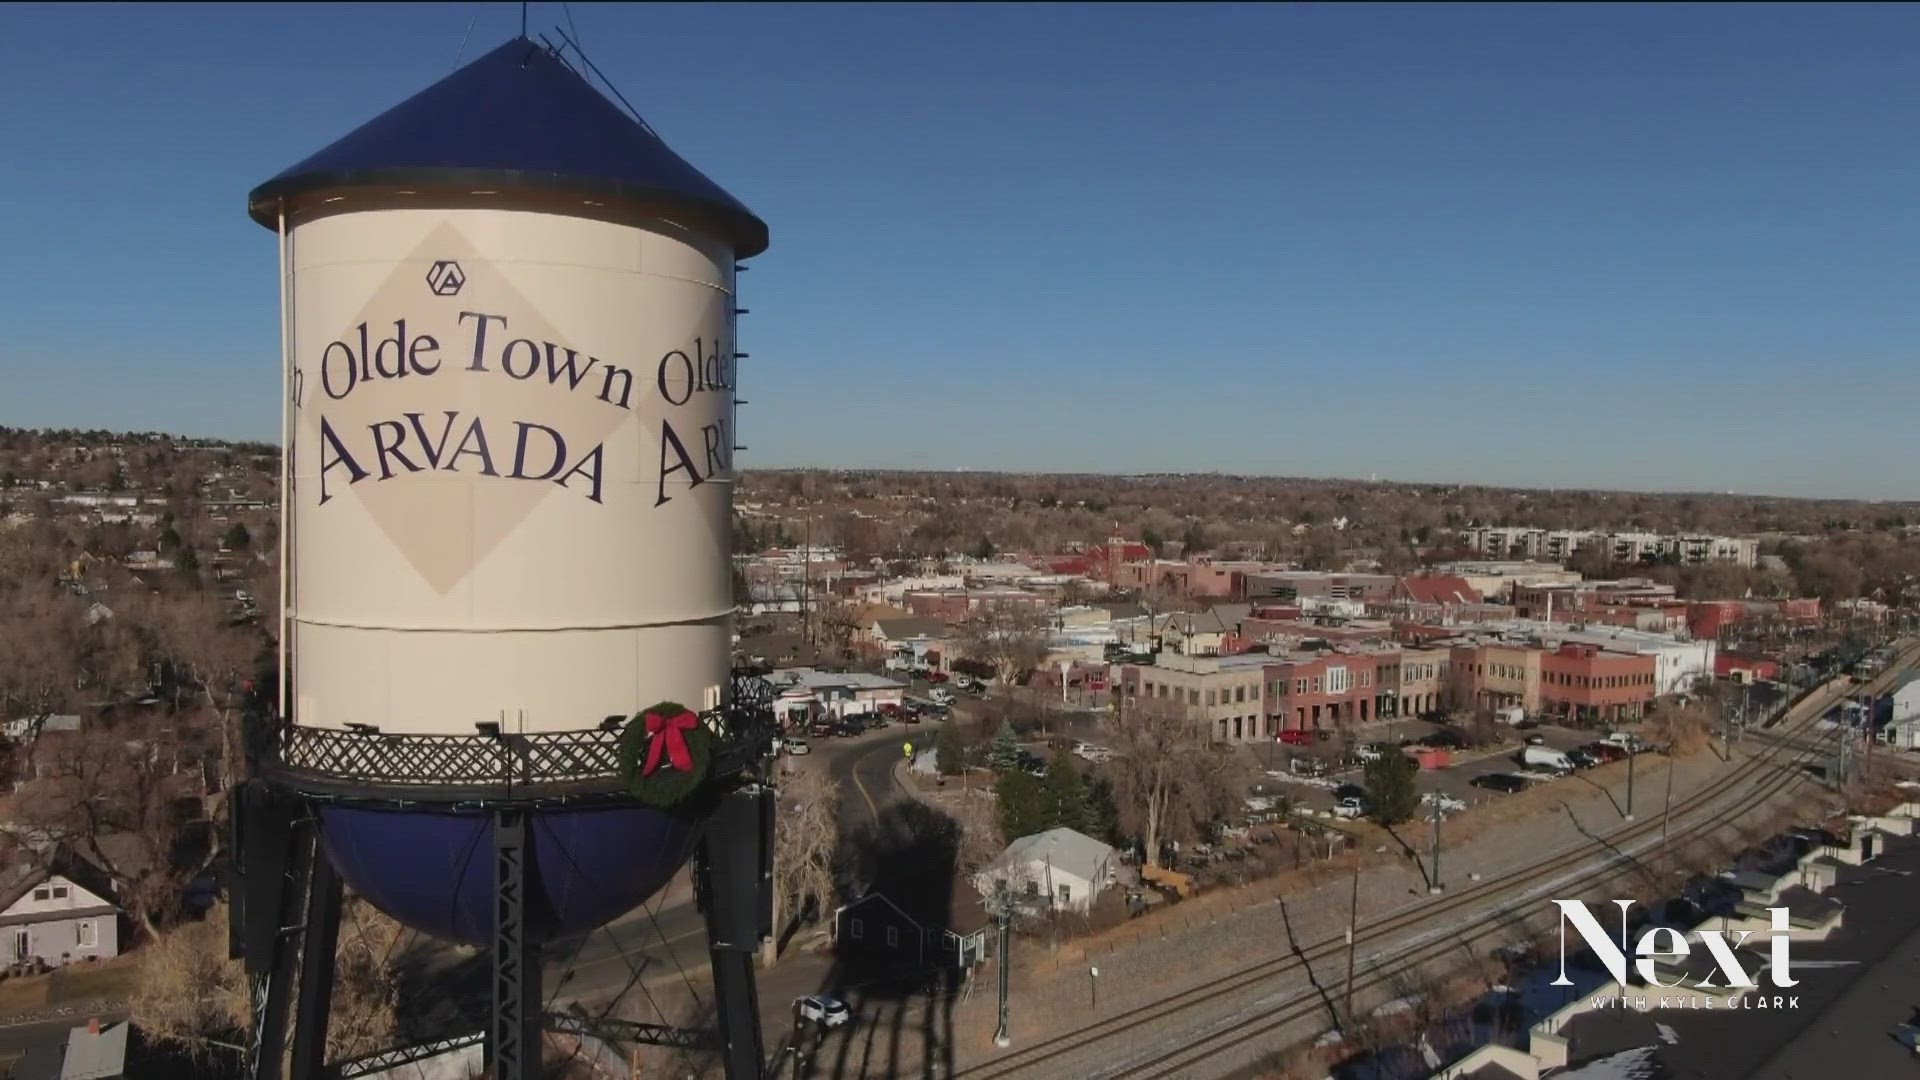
[1089, 966, 1100, 1009]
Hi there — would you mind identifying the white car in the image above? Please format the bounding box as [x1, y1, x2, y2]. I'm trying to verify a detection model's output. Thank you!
[796, 995, 850, 1028]
[784, 738, 811, 757]
[1354, 744, 1383, 763]
[929, 688, 956, 706]
[1421, 791, 1466, 814]
[1332, 796, 1367, 819]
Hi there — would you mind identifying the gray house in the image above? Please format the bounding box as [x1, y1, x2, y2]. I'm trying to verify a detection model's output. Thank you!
[0, 856, 122, 971]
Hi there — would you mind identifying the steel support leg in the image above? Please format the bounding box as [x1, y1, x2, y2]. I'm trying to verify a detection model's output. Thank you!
[289, 850, 343, 1080]
[489, 809, 542, 1080]
[238, 785, 310, 1080]
[697, 788, 772, 1080]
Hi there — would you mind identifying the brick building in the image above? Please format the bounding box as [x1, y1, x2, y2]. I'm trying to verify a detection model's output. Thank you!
[1117, 652, 1271, 744]
[1538, 643, 1656, 724]
[1449, 643, 1543, 714]
[1263, 651, 1385, 732]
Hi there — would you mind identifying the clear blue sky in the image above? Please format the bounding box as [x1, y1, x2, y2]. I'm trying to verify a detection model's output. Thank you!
[2, 3, 1917, 499]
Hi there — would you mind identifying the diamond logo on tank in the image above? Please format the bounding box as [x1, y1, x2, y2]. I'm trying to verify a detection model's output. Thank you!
[294, 221, 738, 595]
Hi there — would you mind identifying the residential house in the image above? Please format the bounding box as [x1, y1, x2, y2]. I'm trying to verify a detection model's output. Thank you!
[871, 617, 950, 670]
[13, 1017, 131, 1080]
[0, 856, 121, 971]
[971, 827, 1117, 915]
[1158, 605, 1250, 657]
[833, 891, 990, 973]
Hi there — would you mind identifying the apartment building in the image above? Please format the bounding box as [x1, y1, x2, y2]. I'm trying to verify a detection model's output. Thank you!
[1459, 528, 1758, 568]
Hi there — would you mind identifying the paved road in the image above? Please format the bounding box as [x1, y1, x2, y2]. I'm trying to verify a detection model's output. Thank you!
[553, 721, 928, 1005]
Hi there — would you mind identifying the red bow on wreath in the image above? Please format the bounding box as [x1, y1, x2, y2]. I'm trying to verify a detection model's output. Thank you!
[642, 709, 700, 776]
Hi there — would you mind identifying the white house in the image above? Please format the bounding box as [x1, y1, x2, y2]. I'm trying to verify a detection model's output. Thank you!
[0, 858, 121, 971]
[971, 827, 1117, 915]
[1882, 674, 1920, 727]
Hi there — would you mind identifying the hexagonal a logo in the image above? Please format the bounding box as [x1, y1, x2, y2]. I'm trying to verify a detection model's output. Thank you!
[425, 259, 465, 296]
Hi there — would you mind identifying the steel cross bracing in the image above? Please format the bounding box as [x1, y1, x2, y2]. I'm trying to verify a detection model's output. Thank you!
[329, 1031, 485, 1079]
[546, 1011, 727, 1052]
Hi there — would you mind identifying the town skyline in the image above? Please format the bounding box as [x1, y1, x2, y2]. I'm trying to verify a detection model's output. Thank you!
[5, 4, 1920, 496]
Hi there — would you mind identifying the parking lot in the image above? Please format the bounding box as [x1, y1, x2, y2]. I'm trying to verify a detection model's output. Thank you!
[1250, 719, 1636, 818]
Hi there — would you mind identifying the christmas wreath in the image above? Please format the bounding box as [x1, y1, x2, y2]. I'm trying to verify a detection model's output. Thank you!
[617, 702, 715, 807]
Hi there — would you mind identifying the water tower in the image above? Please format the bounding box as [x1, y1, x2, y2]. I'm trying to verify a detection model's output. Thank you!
[230, 36, 775, 1080]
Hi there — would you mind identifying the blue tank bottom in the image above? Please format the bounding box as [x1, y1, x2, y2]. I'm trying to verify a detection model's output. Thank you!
[318, 803, 701, 945]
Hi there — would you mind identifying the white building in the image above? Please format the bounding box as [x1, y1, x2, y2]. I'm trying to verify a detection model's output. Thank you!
[766, 668, 906, 720]
[1531, 624, 1716, 697]
[971, 827, 1117, 915]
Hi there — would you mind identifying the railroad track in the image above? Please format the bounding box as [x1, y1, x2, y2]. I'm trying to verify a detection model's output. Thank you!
[956, 642, 1920, 1080]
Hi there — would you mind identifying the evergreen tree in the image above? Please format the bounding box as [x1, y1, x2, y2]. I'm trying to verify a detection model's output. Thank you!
[1041, 756, 1090, 833]
[223, 522, 251, 551]
[1083, 772, 1123, 845]
[176, 546, 200, 573]
[1363, 750, 1419, 827]
[988, 720, 1023, 773]
[995, 768, 1049, 841]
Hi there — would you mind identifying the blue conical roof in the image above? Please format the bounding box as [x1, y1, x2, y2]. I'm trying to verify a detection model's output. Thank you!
[248, 38, 767, 256]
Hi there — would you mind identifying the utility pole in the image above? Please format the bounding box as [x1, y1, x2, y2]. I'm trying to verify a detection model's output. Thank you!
[1660, 744, 1675, 866]
[1343, 857, 1360, 1025]
[992, 887, 1012, 1048]
[1624, 745, 1636, 821]
[801, 515, 813, 654]
[1428, 786, 1444, 894]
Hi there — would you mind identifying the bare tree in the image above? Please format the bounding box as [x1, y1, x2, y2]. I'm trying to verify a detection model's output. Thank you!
[132, 897, 401, 1064]
[1104, 696, 1244, 868]
[955, 602, 1050, 687]
[0, 714, 211, 939]
[763, 768, 840, 966]
[1643, 699, 1714, 756]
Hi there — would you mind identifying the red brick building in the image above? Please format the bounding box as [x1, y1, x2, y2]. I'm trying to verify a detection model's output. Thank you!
[1538, 644, 1656, 724]
[1264, 651, 1385, 732]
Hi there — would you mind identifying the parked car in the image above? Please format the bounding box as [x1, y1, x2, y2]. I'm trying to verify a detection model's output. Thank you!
[1278, 729, 1314, 746]
[1333, 783, 1368, 803]
[1470, 773, 1530, 794]
[1333, 796, 1367, 819]
[807, 720, 836, 739]
[784, 737, 811, 756]
[796, 995, 850, 1029]
[1519, 746, 1573, 776]
[1566, 747, 1600, 769]
[1290, 757, 1331, 777]
[924, 671, 950, 685]
[929, 687, 956, 706]
[1583, 742, 1627, 764]
[1524, 734, 1547, 746]
[1354, 744, 1385, 763]
[1600, 732, 1650, 754]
